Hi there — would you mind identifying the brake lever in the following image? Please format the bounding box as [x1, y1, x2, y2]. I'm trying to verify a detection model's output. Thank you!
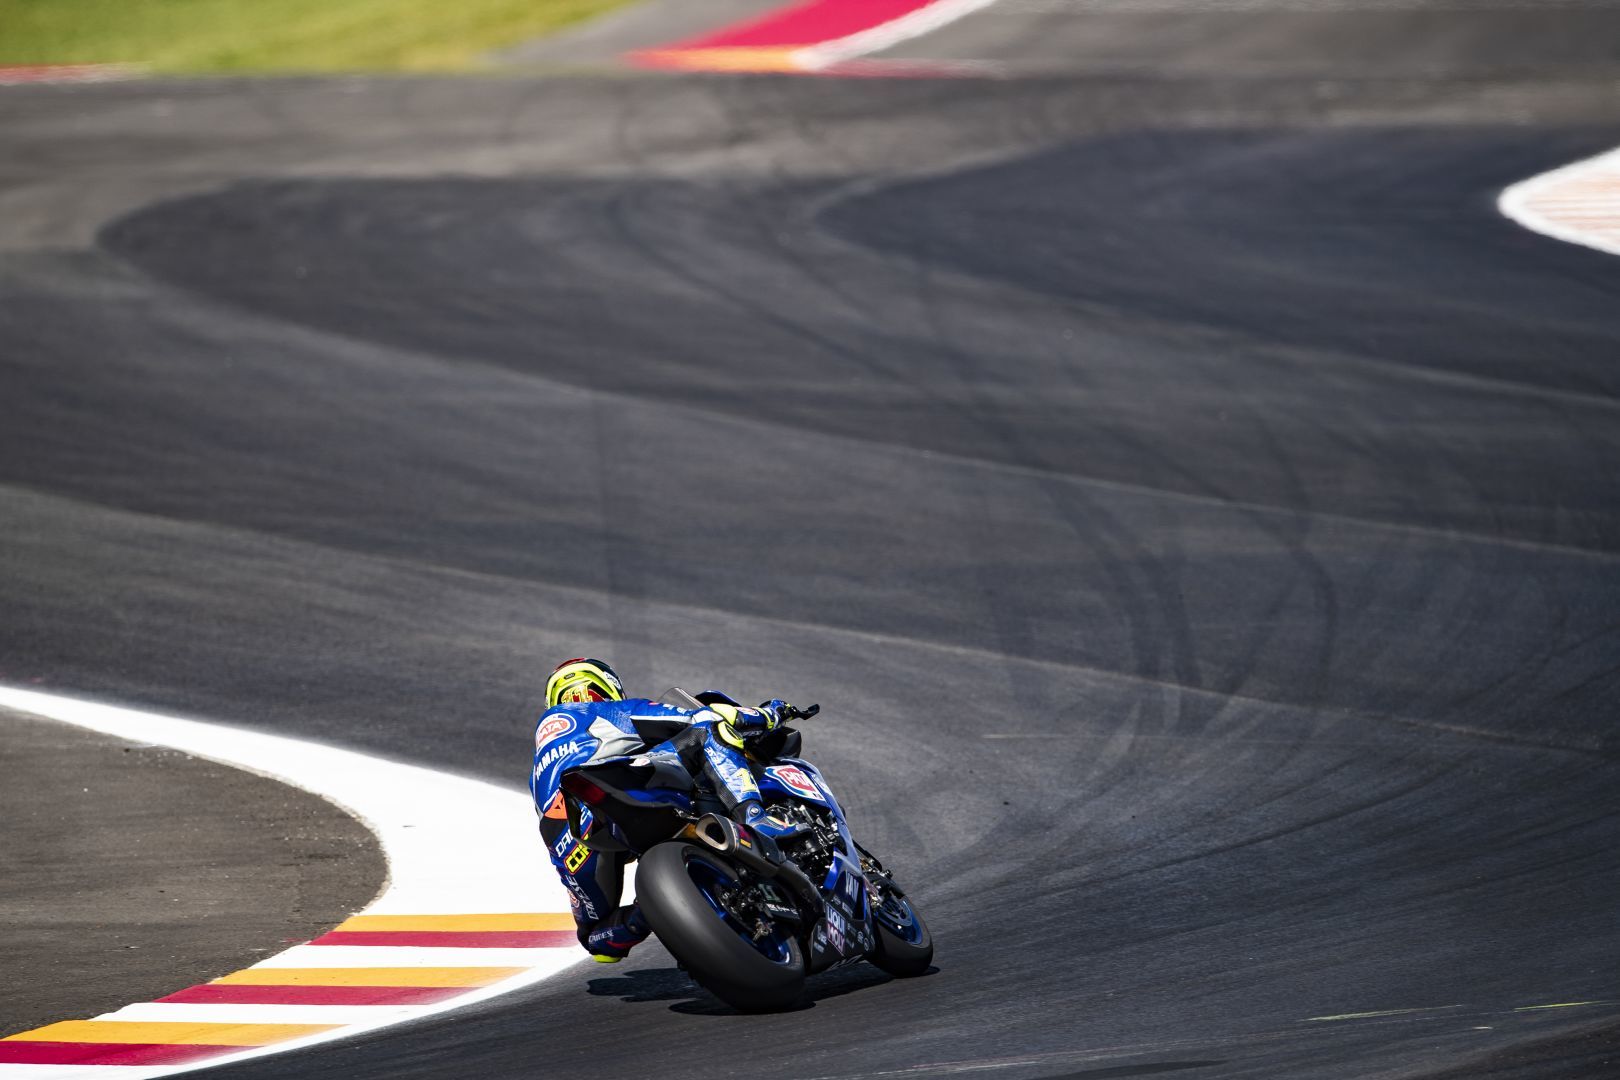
[793, 704, 821, 720]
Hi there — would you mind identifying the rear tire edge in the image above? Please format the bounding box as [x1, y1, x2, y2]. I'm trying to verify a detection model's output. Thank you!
[636, 841, 806, 1012]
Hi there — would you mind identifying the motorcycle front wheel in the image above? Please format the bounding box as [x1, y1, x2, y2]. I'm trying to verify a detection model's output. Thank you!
[869, 885, 934, 977]
[636, 841, 806, 1012]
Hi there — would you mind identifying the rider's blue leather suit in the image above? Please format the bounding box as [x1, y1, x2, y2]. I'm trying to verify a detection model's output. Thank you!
[528, 697, 765, 958]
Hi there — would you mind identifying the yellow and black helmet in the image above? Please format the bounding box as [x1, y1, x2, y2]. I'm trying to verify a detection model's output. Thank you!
[546, 657, 625, 708]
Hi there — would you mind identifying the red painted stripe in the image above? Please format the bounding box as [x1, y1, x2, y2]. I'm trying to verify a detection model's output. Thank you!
[0, 64, 139, 85]
[0, 1042, 239, 1066]
[661, 0, 936, 50]
[158, 983, 469, 1006]
[308, 929, 577, 948]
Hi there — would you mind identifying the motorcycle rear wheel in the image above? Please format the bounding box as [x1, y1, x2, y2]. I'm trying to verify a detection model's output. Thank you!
[637, 841, 806, 1012]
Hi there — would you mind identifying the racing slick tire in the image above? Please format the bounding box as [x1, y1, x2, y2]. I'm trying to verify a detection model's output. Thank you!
[869, 889, 934, 977]
[636, 841, 806, 1012]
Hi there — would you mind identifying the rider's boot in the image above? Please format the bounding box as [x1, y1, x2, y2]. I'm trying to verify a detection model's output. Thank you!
[585, 904, 650, 963]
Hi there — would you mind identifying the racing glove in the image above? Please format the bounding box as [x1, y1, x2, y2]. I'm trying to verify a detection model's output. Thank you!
[757, 699, 797, 726]
[709, 702, 780, 749]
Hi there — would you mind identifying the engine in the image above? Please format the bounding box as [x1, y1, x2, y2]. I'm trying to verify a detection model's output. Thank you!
[768, 799, 841, 884]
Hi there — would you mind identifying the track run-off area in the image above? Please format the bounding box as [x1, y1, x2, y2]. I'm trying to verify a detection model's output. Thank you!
[2, 0, 1620, 1078]
[0, 687, 582, 1077]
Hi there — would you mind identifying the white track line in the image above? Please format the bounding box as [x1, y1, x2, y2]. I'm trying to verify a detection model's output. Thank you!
[251, 944, 565, 967]
[103, 1004, 419, 1025]
[1499, 146, 1620, 258]
[796, 0, 1007, 70]
[0, 686, 578, 1080]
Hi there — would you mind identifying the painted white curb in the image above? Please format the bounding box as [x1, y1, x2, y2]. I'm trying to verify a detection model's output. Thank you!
[0, 686, 582, 1079]
[1500, 146, 1620, 258]
[796, 0, 1006, 70]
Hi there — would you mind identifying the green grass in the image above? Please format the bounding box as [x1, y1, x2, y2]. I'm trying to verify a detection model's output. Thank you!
[0, 0, 634, 72]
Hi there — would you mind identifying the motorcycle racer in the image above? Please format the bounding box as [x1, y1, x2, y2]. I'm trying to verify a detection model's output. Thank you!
[529, 657, 799, 962]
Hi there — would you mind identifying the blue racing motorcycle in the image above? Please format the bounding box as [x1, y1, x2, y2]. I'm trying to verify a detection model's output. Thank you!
[559, 688, 932, 1011]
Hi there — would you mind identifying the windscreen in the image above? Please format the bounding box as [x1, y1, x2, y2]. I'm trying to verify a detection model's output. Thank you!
[654, 686, 705, 712]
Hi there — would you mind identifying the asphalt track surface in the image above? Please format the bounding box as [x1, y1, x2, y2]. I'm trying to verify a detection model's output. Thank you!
[3, 2, 1620, 1078]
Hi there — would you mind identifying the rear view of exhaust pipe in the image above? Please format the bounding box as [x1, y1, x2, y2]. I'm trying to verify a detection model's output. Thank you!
[696, 814, 737, 853]
[691, 813, 822, 912]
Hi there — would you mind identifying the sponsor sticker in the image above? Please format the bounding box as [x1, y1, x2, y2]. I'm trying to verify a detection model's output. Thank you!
[823, 894, 857, 955]
[535, 713, 576, 748]
[538, 739, 581, 773]
[565, 843, 590, 873]
[565, 880, 598, 920]
[767, 764, 821, 800]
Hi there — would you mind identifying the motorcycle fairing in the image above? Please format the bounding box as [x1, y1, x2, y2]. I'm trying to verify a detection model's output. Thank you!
[762, 762, 829, 805]
[761, 757, 875, 971]
[562, 759, 695, 853]
[808, 850, 872, 967]
[565, 691, 887, 976]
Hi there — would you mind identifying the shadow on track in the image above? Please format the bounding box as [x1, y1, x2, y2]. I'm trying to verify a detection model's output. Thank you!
[586, 962, 930, 1015]
[1036, 1066, 1224, 1080]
